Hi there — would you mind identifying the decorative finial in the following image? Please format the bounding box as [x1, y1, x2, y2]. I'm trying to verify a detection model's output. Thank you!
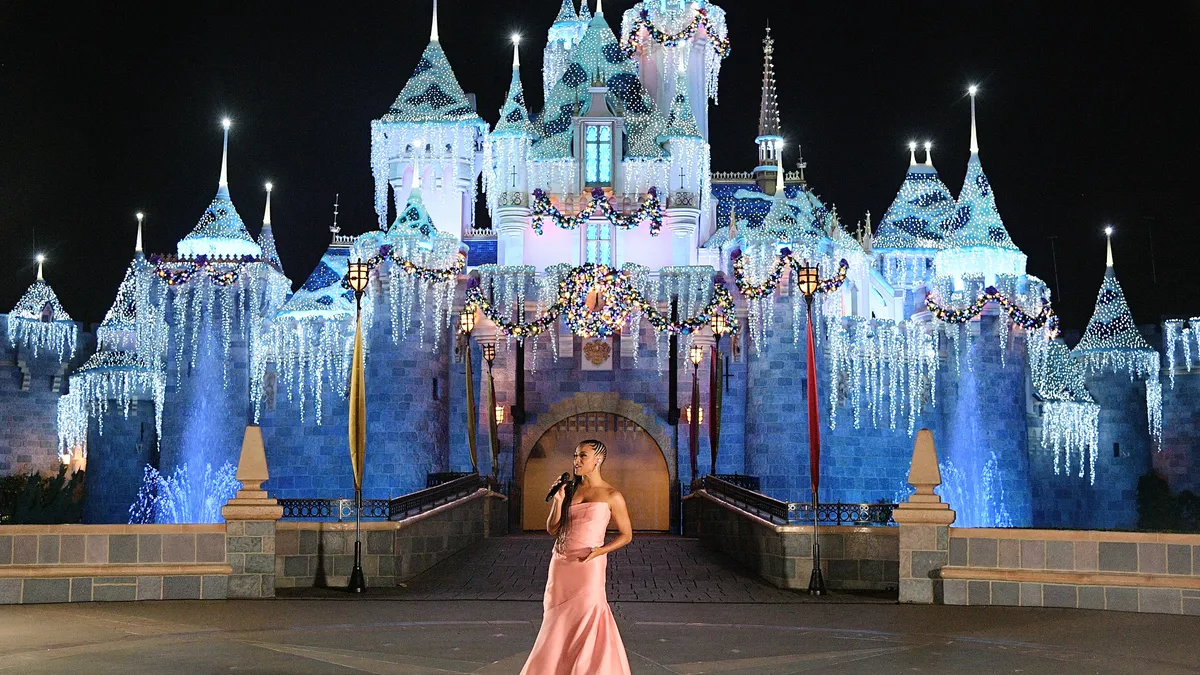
[330, 193, 341, 236]
[968, 85, 979, 155]
[796, 144, 806, 183]
[431, 0, 439, 42]
[35, 254, 45, 281]
[728, 203, 739, 241]
[1105, 226, 1114, 268]
[511, 34, 521, 68]
[135, 212, 144, 253]
[908, 141, 917, 166]
[263, 182, 273, 226]
[924, 141, 933, 167]
[218, 118, 231, 196]
[596, 0, 603, 16]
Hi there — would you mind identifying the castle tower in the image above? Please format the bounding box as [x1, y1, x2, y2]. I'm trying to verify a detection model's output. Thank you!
[660, 70, 708, 265]
[933, 88, 1027, 286]
[543, 0, 589, 100]
[257, 183, 284, 275]
[619, 1, 729, 142]
[370, 0, 488, 241]
[753, 25, 783, 193]
[873, 141, 956, 297]
[489, 36, 535, 266]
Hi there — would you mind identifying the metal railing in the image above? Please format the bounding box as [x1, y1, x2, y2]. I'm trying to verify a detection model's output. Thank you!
[788, 502, 897, 527]
[712, 474, 761, 492]
[698, 475, 897, 527]
[278, 498, 389, 521]
[426, 472, 477, 488]
[699, 475, 789, 525]
[388, 473, 487, 521]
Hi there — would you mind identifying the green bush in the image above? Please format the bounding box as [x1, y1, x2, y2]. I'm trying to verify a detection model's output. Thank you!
[1136, 471, 1200, 533]
[0, 468, 86, 525]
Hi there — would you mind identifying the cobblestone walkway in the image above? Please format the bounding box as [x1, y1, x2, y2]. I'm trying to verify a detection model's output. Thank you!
[298, 534, 890, 603]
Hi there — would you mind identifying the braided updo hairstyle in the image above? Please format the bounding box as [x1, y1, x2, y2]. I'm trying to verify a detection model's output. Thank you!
[553, 439, 607, 555]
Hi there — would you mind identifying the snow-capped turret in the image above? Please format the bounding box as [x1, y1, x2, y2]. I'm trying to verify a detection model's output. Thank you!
[873, 142, 955, 252]
[177, 120, 262, 259]
[933, 88, 1026, 284]
[258, 183, 284, 273]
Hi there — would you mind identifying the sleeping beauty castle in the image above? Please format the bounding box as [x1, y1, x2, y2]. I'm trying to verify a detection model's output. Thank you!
[3, 0, 1197, 532]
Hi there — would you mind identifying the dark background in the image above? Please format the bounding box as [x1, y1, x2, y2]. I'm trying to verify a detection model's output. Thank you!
[2, 1, 1197, 331]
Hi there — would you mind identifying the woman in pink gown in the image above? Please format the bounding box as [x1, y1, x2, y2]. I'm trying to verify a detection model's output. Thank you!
[521, 439, 634, 675]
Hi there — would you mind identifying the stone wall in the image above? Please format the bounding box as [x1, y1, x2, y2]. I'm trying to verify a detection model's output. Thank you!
[0, 320, 91, 477]
[1159, 369, 1200, 495]
[0, 523, 230, 604]
[82, 404, 157, 524]
[939, 528, 1200, 615]
[686, 490, 898, 591]
[275, 489, 506, 588]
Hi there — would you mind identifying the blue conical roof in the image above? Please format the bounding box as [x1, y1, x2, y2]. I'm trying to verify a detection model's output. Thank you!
[494, 65, 533, 137]
[874, 163, 954, 251]
[177, 191, 262, 258]
[532, 12, 667, 159]
[1073, 267, 1153, 357]
[940, 154, 1018, 250]
[553, 0, 578, 23]
[278, 245, 355, 320]
[380, 40, 483, 125]
[658, 74, 702, 141]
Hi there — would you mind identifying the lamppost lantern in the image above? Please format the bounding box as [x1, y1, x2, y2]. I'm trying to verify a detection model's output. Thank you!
[458, 308, 476, 335]
[348, 261, 371, 295]
[482, 343, 496, 365]
[797, 263, 820, 299]
[709, 312, 729, 338]
[688, 343, 704, 367]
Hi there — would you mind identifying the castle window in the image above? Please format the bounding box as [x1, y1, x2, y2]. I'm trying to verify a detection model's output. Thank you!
[584, 124, 612, 187]
[586, 221, 612, 265]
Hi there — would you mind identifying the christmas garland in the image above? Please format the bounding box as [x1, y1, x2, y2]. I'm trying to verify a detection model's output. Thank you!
[732, 250, 850, 299]
[465, 263, 736, 340]
[340, 247, 466, 290]
[926, 287, 1060, 336]
[531, 187, 663, 236]
[152, 255, 259, 287]
[620, 8, 731, 59]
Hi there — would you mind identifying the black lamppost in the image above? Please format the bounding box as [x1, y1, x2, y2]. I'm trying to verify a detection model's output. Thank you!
[482, 342, 499, 486]
[346, 259, 370, 594]
[708, 313, 730, 477]
[458, 309, 479, 475]
[796, 262, 826, 596]
[687, 343, 704, 486]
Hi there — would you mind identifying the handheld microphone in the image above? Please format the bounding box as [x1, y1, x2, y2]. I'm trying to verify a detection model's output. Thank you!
[545, 472, 572, 502]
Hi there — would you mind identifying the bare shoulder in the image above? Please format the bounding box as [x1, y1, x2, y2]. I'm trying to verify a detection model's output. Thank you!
[603, 487, 627, 508]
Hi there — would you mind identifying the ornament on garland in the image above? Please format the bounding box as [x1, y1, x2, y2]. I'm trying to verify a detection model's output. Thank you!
[6, 256, 78, 361]
[925, 286, 1060, 337]
[465, 263, 736, 341]
[618, 2, 730, 103]
[732, 251, 849, 300]
[531, 187, 663, 236]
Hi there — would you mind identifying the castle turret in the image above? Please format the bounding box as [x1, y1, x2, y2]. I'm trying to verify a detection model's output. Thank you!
[874, 141, 956, 289]
[370, 0, 487, 240]
[177, 119, 262, 259]
[660, 70, 709, 265]
[257, 183, 284, 274]
[933, 87, 1026, 286]
[1060, 229, 1161, 528]
[753, 25, 783, 193]
[488, 35, 535, 266]
[544, 0, 589, 101]
[619, 1, 729, 142]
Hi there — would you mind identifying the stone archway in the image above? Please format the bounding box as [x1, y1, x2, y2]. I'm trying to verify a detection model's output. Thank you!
[517, 393, 675, 532]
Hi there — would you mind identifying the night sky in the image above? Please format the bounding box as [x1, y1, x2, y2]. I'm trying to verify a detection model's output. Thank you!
[2, 1, 1197, 334]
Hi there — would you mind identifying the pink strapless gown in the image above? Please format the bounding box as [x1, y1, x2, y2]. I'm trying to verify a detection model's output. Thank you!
[520, 502, 631, 675]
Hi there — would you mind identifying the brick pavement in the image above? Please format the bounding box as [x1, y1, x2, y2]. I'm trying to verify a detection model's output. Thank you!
[287, 534, 892, 603]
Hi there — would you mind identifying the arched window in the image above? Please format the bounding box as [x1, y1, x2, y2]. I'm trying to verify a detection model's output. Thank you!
[584, 124, 613, 187]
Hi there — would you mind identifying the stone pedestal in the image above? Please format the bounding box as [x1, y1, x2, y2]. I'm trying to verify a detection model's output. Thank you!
[892, 428, 956, 604]
[221, 425, 283, 598]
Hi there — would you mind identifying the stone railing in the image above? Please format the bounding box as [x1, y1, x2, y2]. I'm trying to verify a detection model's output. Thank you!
[0, 523, 231, 603]
[894, 428, 1200, 615]
[939, 529, 1200, 614]
[275, 486, 506, 589]
[684, 488, 899, 591]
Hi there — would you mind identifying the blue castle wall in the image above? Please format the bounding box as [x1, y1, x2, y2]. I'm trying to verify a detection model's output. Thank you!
[0, 318, 90, 478]
[1159, 370, 1200, 496]
[82, 404, 157, 524]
